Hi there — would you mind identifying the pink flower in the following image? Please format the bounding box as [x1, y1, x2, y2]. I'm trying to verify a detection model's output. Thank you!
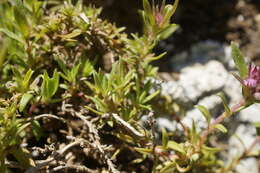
[155, 12, 164, 26]
[153, 4, 165, 27]
[243, 63, 260, 100]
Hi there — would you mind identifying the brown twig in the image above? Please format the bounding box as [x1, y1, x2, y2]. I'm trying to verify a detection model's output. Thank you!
[50, 164, 98, 173]
[24, 113, 66, 123]
[75, 112, 120, 173]
[25, 140, 84, 173]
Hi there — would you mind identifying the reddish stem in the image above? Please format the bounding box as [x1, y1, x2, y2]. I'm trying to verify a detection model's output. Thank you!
[198, 99, 246, 147]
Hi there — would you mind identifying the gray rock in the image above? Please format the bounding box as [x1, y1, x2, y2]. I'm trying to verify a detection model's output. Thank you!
[229, 124, 259, 155]
[239, 104, 260, 123]
[161, 60, 228, 108]
[235, 158, 259, 173]
[223, 73, 243, 105]
[179, 60, 227, 103]
[228, 123, 259, 173]
[181, 95, 223, 130]
[170, 40, 235, 71]
[156, 117, 177, 132]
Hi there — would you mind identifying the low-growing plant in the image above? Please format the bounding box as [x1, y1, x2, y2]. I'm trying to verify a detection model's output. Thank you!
[0, 0, 259, 172]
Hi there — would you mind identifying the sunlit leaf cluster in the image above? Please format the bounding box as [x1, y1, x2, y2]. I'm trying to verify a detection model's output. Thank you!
[0, 0, 258, 173]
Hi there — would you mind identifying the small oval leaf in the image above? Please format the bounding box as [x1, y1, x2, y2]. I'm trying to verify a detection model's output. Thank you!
[167, 141, 185, 154]
[195, 105, 211, 124]
[217, 92, 231, 115]
[214, 124, 228, 133]
[19, 93, 33, 112]
[231, 42, 248, 78]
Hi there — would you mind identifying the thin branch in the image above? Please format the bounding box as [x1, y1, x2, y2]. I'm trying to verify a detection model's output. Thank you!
[25, 140, 84, 173]
[112, 113, 145, 139]
[198, 99, 246, 147]
[50, 164, 98, 173]
[75, 112, 120, 173]
[5, 160, 24, 169]
[25, 114, 66, 123]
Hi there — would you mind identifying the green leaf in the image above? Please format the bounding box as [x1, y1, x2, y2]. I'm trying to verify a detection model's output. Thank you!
[84, 105, 104, 116]
[41, 70, 60, 102]
[56, 58, 68, 75]
[167, 141, 185, 154]
[12, 67, 23, 82]
[190, 120, 199, 144]
[163, 5, 174, 25]
[13, 6, 29, 36]
[32, 120, 43, 141]
[24, 0, 33, 12]
[142, 0, 152, 18]
[0, 28, 25, 44]
[19, 93, 33, 112]
[162, 0, 179, 25]
[214, 124, 228, 133]
[88, 96, 107, 113]
[195, 105, 211, 124]
[147, 52, 167, 62]
[58, 29, 82, 41]
[0, 39, 9, 68]
[82, 59, 94, 77]
[162, 128, 169, 148]
[10, 148, 35, 169]
[231, 42, 248, 78]
[176, 162, 192, 173]
[217, 92, 231, 115]
[143, 90, 160, 103]
[41, 71, 49, 99]
[202, 145, 220, 153]
[70, 63, 81, 83]
[253, 122, 260, 136]
[47, 70, 60, 98]
[135, 147, 153, 155]
[159, 161, 176, 173]
[22, 69, 34, 91]
[157, 24, 178, 40]
[172, 0, 179, 17]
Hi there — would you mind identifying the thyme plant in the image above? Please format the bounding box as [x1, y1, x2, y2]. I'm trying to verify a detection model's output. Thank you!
[0, 0, 259, 172]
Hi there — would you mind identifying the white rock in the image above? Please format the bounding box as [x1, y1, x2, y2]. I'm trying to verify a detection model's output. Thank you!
[239, 104, 260, 123]
[179, 60, 228, 104]
[182, 109, 207, 130]
[156, 117, 177, 132]
[224, 46, 236, 69]
[235, 158, 259, 173]
[223, 73, 243, 105]
[229, 124, 259, 155]
[181, 95, 222, 130]
[162, 60, 228, 108]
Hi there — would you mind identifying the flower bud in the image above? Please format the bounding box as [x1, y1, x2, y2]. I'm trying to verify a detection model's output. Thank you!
[243, 63, 260, 101]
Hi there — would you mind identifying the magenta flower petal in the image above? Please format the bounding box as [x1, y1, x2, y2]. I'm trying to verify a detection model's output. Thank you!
[244, 79, 258, 88]
[244, 63, 260, 100]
